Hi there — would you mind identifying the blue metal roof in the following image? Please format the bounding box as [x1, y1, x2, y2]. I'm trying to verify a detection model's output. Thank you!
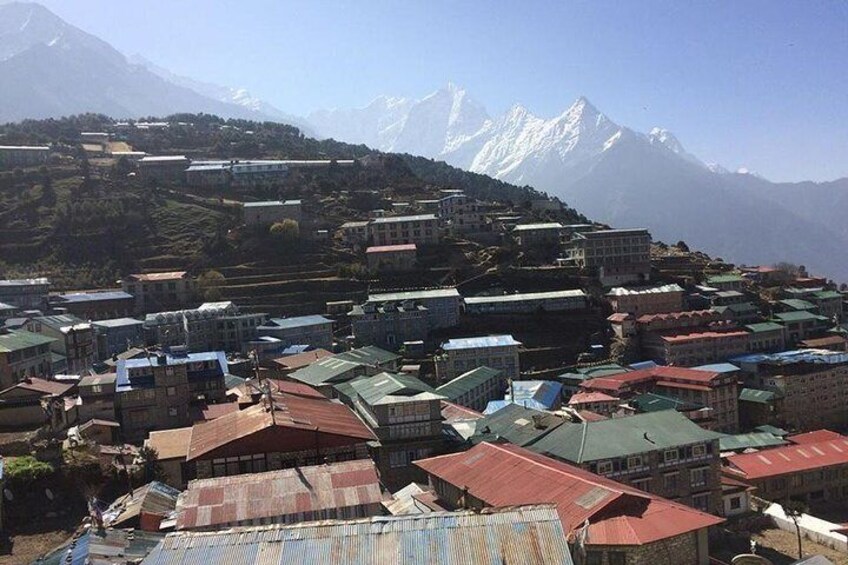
[730, 349, 848, 366]
[116, 351, 226, 392]
[442, 335, 521, 350]
[260, 315, 332, 330]
[509, 380, 563, 409]
[56, 291, 133, 303]
[692, 362, 741, 373]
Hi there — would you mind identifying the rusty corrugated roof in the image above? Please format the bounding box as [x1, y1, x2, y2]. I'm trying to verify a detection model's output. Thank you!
[143, 505, 574, 565]
[176, 460, 383, 530]
[415, 442, 723, 546]
[186, 393, 375, 461]
[146, 427, 193, 461]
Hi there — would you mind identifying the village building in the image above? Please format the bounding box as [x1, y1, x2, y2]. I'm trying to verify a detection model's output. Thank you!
[25, 314, 96, 374]
[335, 372, 446, 490]
[434, 366, 505, 413]
[416, 442, 723, 565]
[464, 289, 587, 314]
[773, 310, 830, 343]
[0, 145, 50, 169]
[512, 222, 563, 249]
[438, 192, 483, 234]
[641, 327, 749, 368]
[242, 200, 302, 227]
[808, 289, 843, 320]
[731, 349, 848, 432]
[138, 155, 190, 183]
[116, 350, 227, 441]
[723, 430, 848, 508]
[485, 380, 564, 413]
[180, 391, 375, 480]
[270, 348, 333, 377]
[567, 390, 621, 417]
[339, 220, 370, 247]
[745, 321, 787, 352]
[364, 287, 462, 330]
[579, 365, 739, 432]
[142, 506, 574, 565]
[0, 278, 50, 311]
[0, 329, 54, 389]
[607, 283, 685, 315]
[144, 302, 266, 353]
[76, 373, 118, 423]
[50, 290, 135, 320]
[101, 481, 180, 532]
[0, 377, 74, 428]
[366, 243, 417, 272]
[435, 335, 521, 384]
[565, 228, 652, 286]
[349, 300, 428, 351]
[256, 315, 334, 350]
[369, 214, 440, 246]
[121, 271, 196, 314]
[286, 346, 400, 396]
[92, 318, 145, 359]
[145, 426, 193, 489]
[527, 411, 723, 514]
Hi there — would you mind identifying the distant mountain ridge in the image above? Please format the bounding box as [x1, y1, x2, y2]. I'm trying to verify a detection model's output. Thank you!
[0, 2, 300, 126]
[308, 84, 848, 282]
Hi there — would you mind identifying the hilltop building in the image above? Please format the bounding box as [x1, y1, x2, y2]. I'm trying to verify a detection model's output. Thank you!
[566, 228, 652, 286]
[121, 271, 196, 314]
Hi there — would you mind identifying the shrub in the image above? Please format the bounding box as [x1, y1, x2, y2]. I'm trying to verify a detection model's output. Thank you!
[269, 219, 300, 243]
[5, 455, 54, 485]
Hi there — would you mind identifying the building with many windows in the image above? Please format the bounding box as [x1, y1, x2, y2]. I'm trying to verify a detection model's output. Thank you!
[256, 315, 334, 351]
[463, 290, 587, 315]
[0, 278, 50, 311]
[242, 200, 302, 227]
[0, 330, 54, 389]
[369, 214, 440, 246]
[121, 271, 196, 314]
[335, 372, 446, 490]
[566, 228, 652, 286]
[25, 315, 96, 374]
[0, 145, 50, 169]
[607, 284, 685, 315]
[435, 366, 506, 413]
[435, 335, 521, 384]
[116, 350, 227, 441]
[349, 300, 428, 351]
[363, 288, 462, 330]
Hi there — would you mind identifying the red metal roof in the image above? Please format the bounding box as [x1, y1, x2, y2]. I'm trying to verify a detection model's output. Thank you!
[582, 366, 724, 394]
[195, 402, 240, 422]
[654, 380, 713, 392]
[187, 393, 376, 461]
[661, 330, 749, 344]
[365, 244, 417, 253]
[271, 349, 333, 371]
[607, 313, 633, 323]
[228, 378, 326, 401]
[724, 433, 848, 480]
[786, 429, 844, 445]
[176, 460, 383, 530]
[415, 442, 723, 546]
[127, 271, 188, 281]
[440, 400, 484, 422]
[577, 410, 609, 422]
[568, 391, 619, 405]
[636, 309, 717, 324]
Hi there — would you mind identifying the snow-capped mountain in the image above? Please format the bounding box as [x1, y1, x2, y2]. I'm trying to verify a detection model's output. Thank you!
[308, 85, 848, 282]
[0, 2, 297, 125]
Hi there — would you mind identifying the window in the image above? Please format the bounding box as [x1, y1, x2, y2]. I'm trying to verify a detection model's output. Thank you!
[596, 461, 613, 475]
[729, 496, 742, 510]
[632, 478, 651, 492]
[166, 386, 176, 397]
[168, 407, 178, 417]
[663, 472, 679, 492]
[690, 467, 710, 488]
[664, 449, 679, 463]
[627, 455, 643, 469]
[608, 552, 627, 565]
[692, 444, 707, 457]
[692, 493, 710, 512]
[585, 552, 603, 565]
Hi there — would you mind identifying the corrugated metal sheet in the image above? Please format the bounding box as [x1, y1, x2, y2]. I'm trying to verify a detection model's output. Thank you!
[143, 506, 573, 565]
[415, 442, 723, 546]
[177, 460, 383, 530]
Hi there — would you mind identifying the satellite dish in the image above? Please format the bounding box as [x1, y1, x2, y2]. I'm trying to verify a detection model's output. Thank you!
[4, 488, 13, 501]
[45, 488, 54, 500]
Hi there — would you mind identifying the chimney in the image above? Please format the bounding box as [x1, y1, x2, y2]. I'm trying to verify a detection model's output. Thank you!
[531, 414, 545, 430]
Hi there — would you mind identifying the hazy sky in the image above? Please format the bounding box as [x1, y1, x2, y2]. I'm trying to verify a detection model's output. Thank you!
[36, 0, 848, 182]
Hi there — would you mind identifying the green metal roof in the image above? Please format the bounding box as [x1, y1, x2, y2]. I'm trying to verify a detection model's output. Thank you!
[628, 392, 704, 413]
[739, 388, 780, 404]
[811, 290, 843, 300]
[778, 299, 816, 311]
[0, 330, 55, 353]
[289, 357, 363, 386]
[470, 403, 567, 447]
[344, 372, 437, 405]
[335, 345, 400, 366]
[529, 410, 721, 463]
[435, 366, 503, 401]
[745, 322, 784, 333]
[754, 424, 788, 436]
[773, 311, 829, 323]
[576, 364, 629, 378]
[719, 432, 787, 452]
[705, 274, 744, 284]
